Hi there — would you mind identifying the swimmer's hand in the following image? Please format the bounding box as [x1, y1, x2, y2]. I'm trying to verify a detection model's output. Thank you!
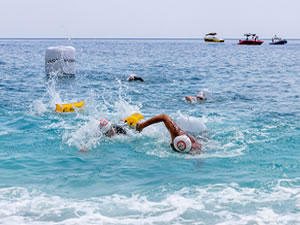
[136, 123, 143, 132]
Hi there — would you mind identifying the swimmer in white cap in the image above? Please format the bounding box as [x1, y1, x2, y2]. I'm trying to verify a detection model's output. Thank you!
[99, 118, 127, 137]
[185, 91, 206, 103]
[79, 119, 127, 152]
[127, 74, 144, 82]
[136, 114, 202, 154]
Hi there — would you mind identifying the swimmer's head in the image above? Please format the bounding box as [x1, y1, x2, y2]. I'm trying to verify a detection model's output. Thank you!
[99, 118, 112, 135]
[196, 91, 205, 100]
[173, 135, 192, 153]
[127, 74, 135, 81]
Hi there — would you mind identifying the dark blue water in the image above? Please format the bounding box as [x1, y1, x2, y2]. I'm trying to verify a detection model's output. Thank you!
[0, 39, 299, 224]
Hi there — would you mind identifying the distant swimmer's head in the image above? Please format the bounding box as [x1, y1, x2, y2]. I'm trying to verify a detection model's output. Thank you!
[196, 91, 205, 100]
[127, 74, 135, 81]
[99, 118, 112, 135]
[173, 135, 192, 153]
[127, 74, 144, 82]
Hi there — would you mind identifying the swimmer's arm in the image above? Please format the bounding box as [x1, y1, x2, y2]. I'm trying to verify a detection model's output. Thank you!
[185, 96, 196, 103]
[136, 114, 181, 138]
[136, 115, 163, 132]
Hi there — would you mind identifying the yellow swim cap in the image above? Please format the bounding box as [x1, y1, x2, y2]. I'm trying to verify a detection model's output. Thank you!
[124, 113, 144, 127]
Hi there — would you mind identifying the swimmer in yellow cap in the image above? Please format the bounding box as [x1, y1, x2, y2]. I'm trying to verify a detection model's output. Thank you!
[136, 114, 202, 154]
[185, 91, 206, 103]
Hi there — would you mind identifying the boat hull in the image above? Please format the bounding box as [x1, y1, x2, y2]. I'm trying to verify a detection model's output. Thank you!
[204, 38, 224, 43]
[238, 40, 264, 45]
[269, 40, 287, 45]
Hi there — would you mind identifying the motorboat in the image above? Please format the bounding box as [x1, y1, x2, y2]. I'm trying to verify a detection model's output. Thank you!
[204, 33, 224, 42]
[238, 33, 264, 45]
[270, 35, 287, 45]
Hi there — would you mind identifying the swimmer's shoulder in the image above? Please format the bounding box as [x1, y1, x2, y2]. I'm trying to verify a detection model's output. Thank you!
[112, 125, 127, 135]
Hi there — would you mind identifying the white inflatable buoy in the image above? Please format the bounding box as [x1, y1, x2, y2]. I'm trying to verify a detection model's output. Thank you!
[45, 46, 76, 76]
[176, 114, 207, 133]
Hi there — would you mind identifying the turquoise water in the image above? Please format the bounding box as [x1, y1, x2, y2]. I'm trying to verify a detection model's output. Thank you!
[0, 39, 300, 224]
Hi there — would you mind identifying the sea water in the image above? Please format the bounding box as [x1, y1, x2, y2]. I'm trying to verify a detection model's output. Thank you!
[0, 39, 299, 224]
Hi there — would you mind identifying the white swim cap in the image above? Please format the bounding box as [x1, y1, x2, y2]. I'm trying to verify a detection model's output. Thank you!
[197, 91, 205, 99]
[99, 118, 111, 134]
[128, 74, 135, 81]
[173, 135, 192, 153]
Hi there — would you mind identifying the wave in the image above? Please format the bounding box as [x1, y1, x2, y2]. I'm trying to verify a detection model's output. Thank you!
[0, 178, 299, 225]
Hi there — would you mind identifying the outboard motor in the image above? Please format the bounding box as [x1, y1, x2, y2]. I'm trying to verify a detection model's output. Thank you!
[45, 46, 76, 76]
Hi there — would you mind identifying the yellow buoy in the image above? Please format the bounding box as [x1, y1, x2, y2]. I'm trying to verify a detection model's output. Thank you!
[123, 113, 144, 128]
[56, 101, 85, 113]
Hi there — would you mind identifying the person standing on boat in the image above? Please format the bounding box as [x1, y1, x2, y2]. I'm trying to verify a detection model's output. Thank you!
[136, 114, 202, 154]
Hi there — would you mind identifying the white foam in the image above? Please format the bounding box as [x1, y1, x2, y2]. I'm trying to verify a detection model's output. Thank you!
[28, 77, 62, 115]
[61, 81, 143, 151]
[203, 127, 248, 158]
[113, 98, 142, 121]
[46, 78, 63, 107]
[30, 99, 48, 115]
[0, 131, 8, 136]
[63, 118, 103, 150]
[1, 179, 299, 225]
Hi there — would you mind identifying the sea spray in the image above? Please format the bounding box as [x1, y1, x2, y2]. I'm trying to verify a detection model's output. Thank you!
[61, 79, 144, 151]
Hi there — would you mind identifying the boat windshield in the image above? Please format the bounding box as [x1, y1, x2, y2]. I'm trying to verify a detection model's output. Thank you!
[273, 35, 281, 40]
[243, 33, 259, 40]
[244, 33, 255, 37]
[206, 33, 217, 36]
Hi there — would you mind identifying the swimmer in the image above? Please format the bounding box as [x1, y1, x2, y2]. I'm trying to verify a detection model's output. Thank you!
[185, 91, 206, 103]
[79, 119, 127, 152]
[136, 114, 202, 154]
[127, 74, 144, 82]
[99, 118, 127, 137]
